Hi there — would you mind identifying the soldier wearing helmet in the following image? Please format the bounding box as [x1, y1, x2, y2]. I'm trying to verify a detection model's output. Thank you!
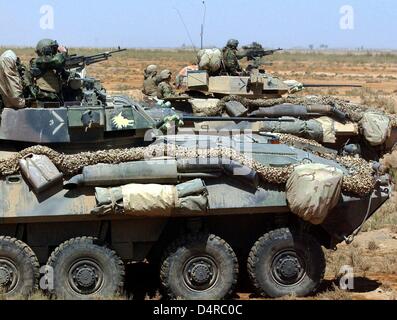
[222, 39, 246, 75]
[29, 39, 69, 102]
[157, 69, 175, 99]
[142, 64, 159, 96]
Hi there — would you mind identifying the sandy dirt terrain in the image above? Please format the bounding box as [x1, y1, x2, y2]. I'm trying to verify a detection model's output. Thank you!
[1, 47, 396, 300]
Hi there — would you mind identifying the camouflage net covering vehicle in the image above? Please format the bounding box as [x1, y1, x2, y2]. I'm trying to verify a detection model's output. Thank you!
[0, 133, 391, 300]
[159, 93, 396, 162]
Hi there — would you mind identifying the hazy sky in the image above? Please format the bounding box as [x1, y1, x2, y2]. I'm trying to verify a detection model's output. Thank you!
[0, 0, 396, 49]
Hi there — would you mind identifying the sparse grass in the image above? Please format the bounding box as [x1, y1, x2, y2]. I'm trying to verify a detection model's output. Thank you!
[363, 194, 397, 232]
[359, 88, 397, 113]
[315, 284, 353, 300]
[368, 241, 380, 251]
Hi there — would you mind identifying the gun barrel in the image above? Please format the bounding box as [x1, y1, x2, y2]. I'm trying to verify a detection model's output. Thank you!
[183, 116, 295, 123]
[303, 83, 362, 88]
[65, 48, 127, 69]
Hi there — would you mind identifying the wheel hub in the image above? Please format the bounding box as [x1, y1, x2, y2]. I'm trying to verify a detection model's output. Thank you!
[276, 256, 301, 279]
[0, 266, 12, 286]
[271, 251, 306, 286]
[74, 267, 96, 288]
[0, 259, 18, 292]
[69, 260, 103, 294]
[183, 256, 218, 291]
[190, 263, 212, 284]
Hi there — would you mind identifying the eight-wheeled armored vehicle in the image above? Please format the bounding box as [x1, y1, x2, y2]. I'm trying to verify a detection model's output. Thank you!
[0, 131, 391, 299]
[0, 46, 393, 301]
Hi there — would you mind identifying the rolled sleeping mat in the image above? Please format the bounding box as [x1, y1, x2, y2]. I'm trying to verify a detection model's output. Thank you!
[64, 160, 179, 188]
[93, 179, 209, 216]
[260, 118, 325, 142]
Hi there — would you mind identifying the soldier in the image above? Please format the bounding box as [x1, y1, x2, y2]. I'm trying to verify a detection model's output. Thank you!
[222, 39, 246, 76]
[29, 39, 69, 102]
[0, 50, 26, 109]
[157, 69, 175, 99]
[142, 64, 159, 96]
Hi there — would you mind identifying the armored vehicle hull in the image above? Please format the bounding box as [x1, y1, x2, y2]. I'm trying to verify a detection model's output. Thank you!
[0, 96, 158, 153]
[0, 133, 391, 300]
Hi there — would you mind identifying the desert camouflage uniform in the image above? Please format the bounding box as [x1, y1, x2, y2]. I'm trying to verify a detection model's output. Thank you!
[222, 39, 246, 76]
[157, 81, 175, 99]
[0, 50, 25, 108]
[143, 65, 159, 96]
[157, 69, 175, 99]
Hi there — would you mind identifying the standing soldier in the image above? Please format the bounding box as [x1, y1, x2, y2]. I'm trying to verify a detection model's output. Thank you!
[222, 39, 246, 76]
[157, 70, 175, 99]
[29, 39, 69, 102]
[142, 64, 159, 96]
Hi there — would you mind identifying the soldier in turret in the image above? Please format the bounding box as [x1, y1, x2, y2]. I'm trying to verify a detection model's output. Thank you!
[29, 39, 69, 102]
[142, 64, 159, 96]
[157, 70, 175, 99]
[222, 39, 246, 76]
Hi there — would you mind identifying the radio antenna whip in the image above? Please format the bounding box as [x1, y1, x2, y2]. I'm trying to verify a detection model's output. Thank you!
[174, 7, 197, 54]
[200, 1, 207, 49]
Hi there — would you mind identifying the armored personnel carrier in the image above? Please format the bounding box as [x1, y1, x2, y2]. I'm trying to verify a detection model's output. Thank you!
[0, 131, 391, 299]
[177, 42, 360, 99]
[157, 42, 397, 160]
[0, 47, 393, 300]
[0, 48, 161, 154]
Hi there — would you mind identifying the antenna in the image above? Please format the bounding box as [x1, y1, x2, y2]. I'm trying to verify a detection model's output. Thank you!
[174, 7, 197, 53]
[200, 1, 207, 50]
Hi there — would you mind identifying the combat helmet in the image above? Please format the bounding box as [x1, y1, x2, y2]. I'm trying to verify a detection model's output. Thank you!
[159, 69, 172, 81]
[226, 39, 239, 49]
[36, 39, 59, 56]
[145, 65, 158, 75]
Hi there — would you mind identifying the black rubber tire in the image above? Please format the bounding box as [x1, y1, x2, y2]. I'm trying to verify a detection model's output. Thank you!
[247, 228, 325, 298]
[160, 233, 238, 300]
[0, 236, 40, 298]
[47, 237, 125, 300]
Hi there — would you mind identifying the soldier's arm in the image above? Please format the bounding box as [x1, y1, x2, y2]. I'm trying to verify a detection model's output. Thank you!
[35, 53, 66, 70]
[236, 49, 247, 60]
[163, 84, 175, 98]
[223, 50, 234, 69]
[5, 76, 26, 108]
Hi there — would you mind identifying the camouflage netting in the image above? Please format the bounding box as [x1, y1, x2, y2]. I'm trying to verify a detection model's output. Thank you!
[216, 95, 397, 127]
[0, 143, 375, 196]
[274, 133, 323, 149]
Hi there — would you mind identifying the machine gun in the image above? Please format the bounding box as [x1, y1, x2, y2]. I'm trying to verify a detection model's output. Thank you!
[242, 42, 283, 61]
[303, 83, 362, 88]
[65, 47, 127, 70]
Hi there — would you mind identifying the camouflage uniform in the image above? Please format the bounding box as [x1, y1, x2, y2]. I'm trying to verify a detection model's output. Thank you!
[0, 50, 25, 108]
[142, 64, 159, 96]
[222, 39, 246, 76]
[157, 70, 175, 99]
[29, 39, 69, 102]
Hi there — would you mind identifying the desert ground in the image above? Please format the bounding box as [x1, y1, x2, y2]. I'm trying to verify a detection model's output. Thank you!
[1, 47, 397, 300]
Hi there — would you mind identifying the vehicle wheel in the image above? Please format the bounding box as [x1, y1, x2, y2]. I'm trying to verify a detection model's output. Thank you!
[247, 228, 325, 298]
[0, 236, 39, 298]
[47, 237, 125, 300]
[160, 233, 238, 300]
